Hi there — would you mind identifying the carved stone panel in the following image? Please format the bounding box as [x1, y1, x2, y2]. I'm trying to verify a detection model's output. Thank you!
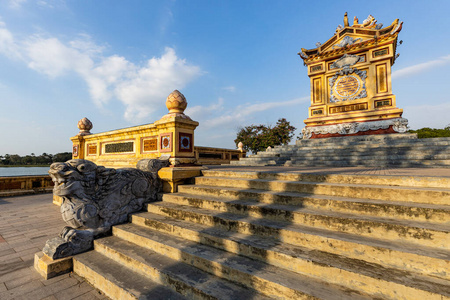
[142, 137, 158, 152]
[104, 142, 134, 154]
[329, 67, 367, 102]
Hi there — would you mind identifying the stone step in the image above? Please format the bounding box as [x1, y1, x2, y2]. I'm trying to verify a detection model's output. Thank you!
[111, 223, 376, 300]
[73, 250, 188, 300]
[132, 211, 450, 281]
[233, 157, 450, 168]
[201, 170, 450, 188]
[246, 152, 450, 161]
[176, 185, 450, 223]
[295, 135, 449, 145]
[287, 159, 450, 168]
[126, 213, 450, 299]
[285, 151, 449, 159]
[92, 236, 272, 300]
[299, 133, 421, 142]
[299, 137, 450, 144]
[268, 143, 450, 153]
[287, 152, 450, 160]
[156, 195, 448, 249]
[273, 144, 450, 153]
[296, 140, 450, 148]
[233, 160, 450, 168]
[236, 159, 450, 168]
[242, 157, 288, 162]
[194, 176, 450, 205]
[229, 161, 277, 166]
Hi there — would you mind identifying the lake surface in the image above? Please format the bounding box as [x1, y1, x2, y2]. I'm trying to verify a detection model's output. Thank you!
[0, 167, 50, 177]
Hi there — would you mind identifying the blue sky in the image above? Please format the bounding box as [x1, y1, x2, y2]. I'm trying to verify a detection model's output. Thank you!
[0, 0, 449, 156]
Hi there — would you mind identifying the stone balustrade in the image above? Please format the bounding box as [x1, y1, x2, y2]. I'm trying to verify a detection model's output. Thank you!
[71, 90, 199, 168]
[70, 91, 246, 169]
[195, 146, 245, 165]
[0, 175, 54, 197]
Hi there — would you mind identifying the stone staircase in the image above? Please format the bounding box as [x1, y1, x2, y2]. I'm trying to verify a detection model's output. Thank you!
[72, 169, 450, 299]
[231, 134, 450, 167]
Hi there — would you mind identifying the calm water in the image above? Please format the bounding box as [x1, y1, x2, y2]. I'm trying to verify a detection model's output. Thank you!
[0, 167, 50, 177]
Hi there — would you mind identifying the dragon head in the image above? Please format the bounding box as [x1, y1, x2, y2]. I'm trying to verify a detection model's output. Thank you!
[49, 159, 101, 197]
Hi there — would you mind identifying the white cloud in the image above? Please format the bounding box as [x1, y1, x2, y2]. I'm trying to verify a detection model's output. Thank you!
[115, 48, 202, 121]
[36, 1, 54, 8]
[188, 97, 309, 129]
[392, 55, 450, 79]
[185, 98, 224, 120]
[8, 0, 27, 9]
[0, 21, 20, 59]
[222, 86, 236, 92]
[189, 96, 309, 148]
[86, 55, 132, 106]
[25, 36, 93, 77]
[0, 21, 202, 122]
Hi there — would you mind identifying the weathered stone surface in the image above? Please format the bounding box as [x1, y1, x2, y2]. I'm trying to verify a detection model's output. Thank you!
[137, 157, 170, 173]
[232, 134, 450, 167]
[43, 159, 163, 259]
[34, 251, 73, 280]
[69, 168, 450, 299]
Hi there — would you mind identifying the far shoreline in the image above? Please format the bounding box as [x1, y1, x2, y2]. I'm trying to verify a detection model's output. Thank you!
[0, 165, 51, 168]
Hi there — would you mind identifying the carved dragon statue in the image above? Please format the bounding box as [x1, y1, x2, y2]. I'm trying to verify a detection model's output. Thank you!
[43, 159, 168, 259]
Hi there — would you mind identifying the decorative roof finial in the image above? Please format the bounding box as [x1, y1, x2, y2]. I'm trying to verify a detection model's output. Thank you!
[77, 117, 93, 136]
[344, 12, 349, 27]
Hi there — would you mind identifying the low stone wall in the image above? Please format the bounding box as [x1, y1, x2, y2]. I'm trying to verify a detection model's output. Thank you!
[195, 146, 246, 165]
[0, 175, 54, 197]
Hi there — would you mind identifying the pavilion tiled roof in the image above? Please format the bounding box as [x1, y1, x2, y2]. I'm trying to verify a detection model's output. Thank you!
[299, 15, 403, 65]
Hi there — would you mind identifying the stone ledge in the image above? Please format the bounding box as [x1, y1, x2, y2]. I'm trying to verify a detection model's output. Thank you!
[34, 251, 73, 280]
[0, 188, 53, 198]
[158, 166, 208, 193]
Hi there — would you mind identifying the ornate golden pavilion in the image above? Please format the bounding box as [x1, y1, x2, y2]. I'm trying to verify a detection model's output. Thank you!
[298, 13, 408, 139]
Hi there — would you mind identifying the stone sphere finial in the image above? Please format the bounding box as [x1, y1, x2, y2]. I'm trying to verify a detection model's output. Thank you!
[166, 90, 187, 114]
[237, 142, 244, 152]
[77, 117, 93, 136]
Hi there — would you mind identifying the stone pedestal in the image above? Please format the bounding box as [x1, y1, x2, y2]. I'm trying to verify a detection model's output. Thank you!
[158, 166, 207, 193]
[34, 252, 73, 280]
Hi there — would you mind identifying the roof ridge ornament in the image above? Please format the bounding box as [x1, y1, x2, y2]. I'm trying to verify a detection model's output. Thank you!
[354, 14, 377, 28]
[330, 54, 364, 69]
[332, 36, 363, 49]
[390, 21, 403, 35]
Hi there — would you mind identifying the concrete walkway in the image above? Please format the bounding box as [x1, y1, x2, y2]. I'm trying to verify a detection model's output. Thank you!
[0, 166, 448, 299]
[0, 194, 108, 300]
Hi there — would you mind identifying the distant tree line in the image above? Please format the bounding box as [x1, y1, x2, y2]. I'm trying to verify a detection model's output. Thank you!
[0, 152, 72, 166]
[409, 125, 450, 139]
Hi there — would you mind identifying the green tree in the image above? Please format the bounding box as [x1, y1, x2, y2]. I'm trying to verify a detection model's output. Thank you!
[235, 118, 296, 153]
[2, 154, 11, 165]
[408, 126, 450, 138]
[52, 152, 72, 163]
[9, 154, 22, 165]
[23, 155, 33, 165]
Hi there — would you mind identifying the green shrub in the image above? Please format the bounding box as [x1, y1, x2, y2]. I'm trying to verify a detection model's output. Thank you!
[408, 125, 450, 138]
